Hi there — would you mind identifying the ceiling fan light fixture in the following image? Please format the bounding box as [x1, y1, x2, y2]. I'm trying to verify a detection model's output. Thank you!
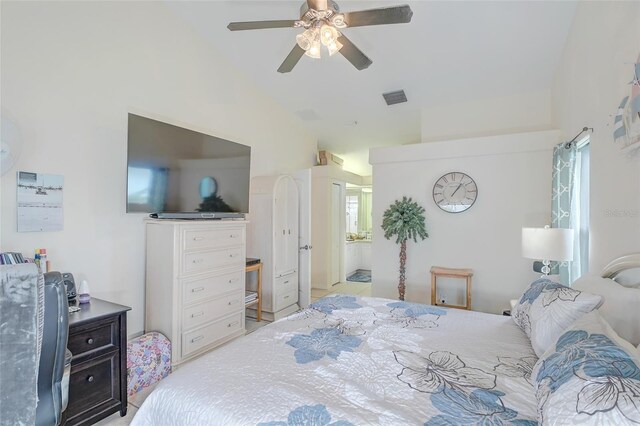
[306, 43, 322, 58]
[320, 24, 339, 46]
[326, 40, 343, 56]
[296, 30, 313, 50]
[331, 13, 347, 28]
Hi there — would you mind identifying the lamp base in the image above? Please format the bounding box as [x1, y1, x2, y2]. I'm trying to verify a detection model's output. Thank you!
[541, 259, 551, 276]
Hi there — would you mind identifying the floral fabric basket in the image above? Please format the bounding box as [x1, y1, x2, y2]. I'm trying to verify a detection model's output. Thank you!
[127, 332, 171, 396]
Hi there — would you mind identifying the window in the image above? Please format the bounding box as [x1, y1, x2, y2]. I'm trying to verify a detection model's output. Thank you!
[552, 136, 589, 285]
[573, 138, 590, 278]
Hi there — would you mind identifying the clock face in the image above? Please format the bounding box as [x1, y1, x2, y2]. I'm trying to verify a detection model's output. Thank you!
[433, 172, 478, 213]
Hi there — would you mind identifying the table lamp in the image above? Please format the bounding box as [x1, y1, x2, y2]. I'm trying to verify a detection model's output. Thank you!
[522, 226, 574, 275]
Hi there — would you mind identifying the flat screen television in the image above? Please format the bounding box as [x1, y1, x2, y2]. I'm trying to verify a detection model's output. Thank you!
[126, 114, 250, 218]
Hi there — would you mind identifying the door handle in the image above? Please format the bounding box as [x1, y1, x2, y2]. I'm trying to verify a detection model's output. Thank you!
[299, 245, 313, 250]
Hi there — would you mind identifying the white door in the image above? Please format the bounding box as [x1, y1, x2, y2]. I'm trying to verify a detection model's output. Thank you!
[285, 176, 299, 275]
[273, 177, 288, 277]
[293, 169, 311, 308]
[331, 183, 341, 285]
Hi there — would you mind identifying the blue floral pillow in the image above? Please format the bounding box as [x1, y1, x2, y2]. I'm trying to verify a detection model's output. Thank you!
[512, 278, 603, 356]
[532, 311, 640, 425]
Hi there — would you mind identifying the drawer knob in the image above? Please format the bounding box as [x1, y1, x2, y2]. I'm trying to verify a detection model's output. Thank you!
[193, 237, 204, 241]
[86, 338, 94, 345]
[191, 311, 204, 318]
[87, 375, 94, 383]
[191, 335, 204, 343]
[192, 287, 204, 293]
[228, 300, 239, 306]
[227, 321, 239, 328]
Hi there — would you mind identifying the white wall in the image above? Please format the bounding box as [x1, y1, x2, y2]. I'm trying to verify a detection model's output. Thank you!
[552, 1, 640, 272]
[370, 130, 559, 313]
[421, 90, 552, 142]
[0, 2, 317, 336]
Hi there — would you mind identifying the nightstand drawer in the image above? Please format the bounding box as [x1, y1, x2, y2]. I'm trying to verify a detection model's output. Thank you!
[68, 317, 117, 359]
[182, 270, 244, 305]
[182, 247, 243, 275]
[182, 292, 243, 331]
[182, 227, 244, 251]
[182, 312, 243, 358]
[66, 350, 120, 421]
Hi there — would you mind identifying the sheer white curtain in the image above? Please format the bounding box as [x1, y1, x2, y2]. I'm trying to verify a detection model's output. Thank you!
[552, 138, 589, 285]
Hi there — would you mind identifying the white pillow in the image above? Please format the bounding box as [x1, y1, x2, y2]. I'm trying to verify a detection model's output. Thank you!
[512, 278, 603, 357]
[573, 274, 640, 346]
[532, 311, 640, 425]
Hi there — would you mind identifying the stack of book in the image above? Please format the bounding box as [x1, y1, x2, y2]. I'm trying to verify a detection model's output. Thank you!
[0, 252, 28, 265]
[245, 291, 258, 305]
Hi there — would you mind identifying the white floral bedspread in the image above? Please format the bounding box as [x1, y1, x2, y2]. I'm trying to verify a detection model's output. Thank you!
[132, 295, 538, 426]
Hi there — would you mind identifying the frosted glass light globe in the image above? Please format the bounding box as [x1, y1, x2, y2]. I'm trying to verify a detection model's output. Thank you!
[320, 24, 338, 46]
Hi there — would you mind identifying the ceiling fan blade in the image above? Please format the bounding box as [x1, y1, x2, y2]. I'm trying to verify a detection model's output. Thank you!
[307, 0, 328, 11]
[337, 35, 372, 71]
[278, 45, 306, 73]
[227, 20, 298, 31]
[343, 5, 413, 28]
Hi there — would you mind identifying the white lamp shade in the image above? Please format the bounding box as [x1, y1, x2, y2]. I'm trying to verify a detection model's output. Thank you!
[522, 227, 574, 262]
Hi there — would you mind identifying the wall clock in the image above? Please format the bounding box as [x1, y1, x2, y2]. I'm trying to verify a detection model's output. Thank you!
[433, 172, 478, 213]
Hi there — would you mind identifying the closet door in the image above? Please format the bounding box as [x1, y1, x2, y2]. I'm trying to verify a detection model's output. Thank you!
[285, 177, 299, 275]
[273, 178, 288, 277]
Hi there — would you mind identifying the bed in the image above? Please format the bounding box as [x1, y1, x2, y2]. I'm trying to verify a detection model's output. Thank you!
[132, 255, 640, 426]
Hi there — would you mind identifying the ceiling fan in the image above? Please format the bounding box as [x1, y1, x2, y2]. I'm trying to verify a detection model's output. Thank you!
[227, 0, 413, 73]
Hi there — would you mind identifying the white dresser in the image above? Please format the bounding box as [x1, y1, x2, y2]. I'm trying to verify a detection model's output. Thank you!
[145, 219, 247, 367]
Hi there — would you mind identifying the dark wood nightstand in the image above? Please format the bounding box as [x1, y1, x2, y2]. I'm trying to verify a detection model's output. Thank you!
[63, 298, 131, 425]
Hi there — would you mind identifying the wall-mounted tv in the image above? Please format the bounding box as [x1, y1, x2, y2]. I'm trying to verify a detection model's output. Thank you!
[126, 114, 250, 218]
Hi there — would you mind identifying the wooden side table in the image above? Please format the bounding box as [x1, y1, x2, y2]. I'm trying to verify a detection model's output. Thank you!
[245, 262, 262, 322]
[430, 266, 473, 310]
[64, 298, 130, 425]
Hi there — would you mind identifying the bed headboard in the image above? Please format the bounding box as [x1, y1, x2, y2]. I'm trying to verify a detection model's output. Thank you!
[602, 253, 640, 288]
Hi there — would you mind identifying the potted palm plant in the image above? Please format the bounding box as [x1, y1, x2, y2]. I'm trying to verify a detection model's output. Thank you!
[381, 196, 428, 300]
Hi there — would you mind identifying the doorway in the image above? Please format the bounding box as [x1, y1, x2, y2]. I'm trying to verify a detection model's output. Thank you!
[330, 183, 341, 285]
[311, 183, 372, 303]
[344, 184, 372, 284]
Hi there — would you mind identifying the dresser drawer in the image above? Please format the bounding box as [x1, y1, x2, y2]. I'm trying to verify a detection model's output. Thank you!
[275, 288, 298, 312]
[182, 227, 244, 251]
[276, 274, 298, 293]
[182, 292, 243, 331]
[68, 317, 117, 359]
[182, 270, 244, 305]
[66, 351, 120, 421]
[274, 274, 298, 312]
[182, 312, 243, 358]
[182, 247, 243, 275]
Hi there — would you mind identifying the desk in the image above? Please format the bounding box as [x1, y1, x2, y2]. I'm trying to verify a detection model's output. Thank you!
[245, 262, 262, 322]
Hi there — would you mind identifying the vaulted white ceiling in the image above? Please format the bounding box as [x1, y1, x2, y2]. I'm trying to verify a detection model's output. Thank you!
[166, 1, 577, 175]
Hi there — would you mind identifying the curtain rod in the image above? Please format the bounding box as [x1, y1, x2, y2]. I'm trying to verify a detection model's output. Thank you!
[564, 127, 594, 149]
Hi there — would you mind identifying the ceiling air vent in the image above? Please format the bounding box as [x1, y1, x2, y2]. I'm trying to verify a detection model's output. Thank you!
[382, 90, 407, 106]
